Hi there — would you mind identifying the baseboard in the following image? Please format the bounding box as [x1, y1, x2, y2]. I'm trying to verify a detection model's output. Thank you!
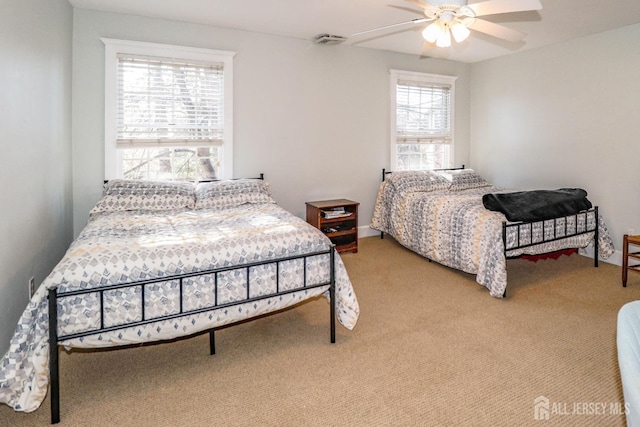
[358, 225, 380, 238]
[579, 246, 621, 267]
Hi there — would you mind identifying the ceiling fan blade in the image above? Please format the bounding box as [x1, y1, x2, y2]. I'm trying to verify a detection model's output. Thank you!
[351, 18, 429, 37]
[467, 0, 542, 17]
[464, 18, 526, 43]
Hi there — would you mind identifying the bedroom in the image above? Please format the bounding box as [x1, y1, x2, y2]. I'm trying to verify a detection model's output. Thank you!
[2, 0, 640, 424]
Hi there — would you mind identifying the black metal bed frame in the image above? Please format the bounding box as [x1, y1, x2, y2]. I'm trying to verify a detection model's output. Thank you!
[380, 165, 466, 184]
[103, 173, 266, 185]
[48, 248, 336, 424]
[502, 207, 599, 267]
[47, 174, 337, 424]
[378, 167, 601, 295]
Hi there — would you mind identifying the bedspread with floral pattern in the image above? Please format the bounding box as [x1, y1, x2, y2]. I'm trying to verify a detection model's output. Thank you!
[371, 180, 614, 298]
[0, 203, 359, 413]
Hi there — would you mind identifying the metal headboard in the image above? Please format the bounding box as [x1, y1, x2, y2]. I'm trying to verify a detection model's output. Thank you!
[381, 165, 466, 182]
[103, 173, 264, 185]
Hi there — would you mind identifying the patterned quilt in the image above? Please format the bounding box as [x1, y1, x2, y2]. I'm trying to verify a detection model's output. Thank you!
[370, 173, 614, 298]
[0, 203, 359, 413]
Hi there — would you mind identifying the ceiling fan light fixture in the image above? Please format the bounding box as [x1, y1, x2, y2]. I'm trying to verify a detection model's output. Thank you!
[354, 0, 542, 51]
[422, 22, 441, 43]
[436, 25, 451, 48]
[450, 21, 470, 43]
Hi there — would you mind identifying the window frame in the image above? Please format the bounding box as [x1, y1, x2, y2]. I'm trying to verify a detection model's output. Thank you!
[389, 69, 457, 171]
[102, 38, 236, 180]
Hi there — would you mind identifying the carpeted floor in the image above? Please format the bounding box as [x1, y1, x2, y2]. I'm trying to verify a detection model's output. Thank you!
[2, 235, 640, 426]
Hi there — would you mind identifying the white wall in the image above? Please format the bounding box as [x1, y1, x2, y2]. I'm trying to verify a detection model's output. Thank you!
[470, 23, 640, 262]
[72, 9, 471, 236]
[0, 0, 73, 355]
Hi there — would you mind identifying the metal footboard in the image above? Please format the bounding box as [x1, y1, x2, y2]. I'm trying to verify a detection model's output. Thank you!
[48, 246, 336, 424]
[502, 206, 600, 267]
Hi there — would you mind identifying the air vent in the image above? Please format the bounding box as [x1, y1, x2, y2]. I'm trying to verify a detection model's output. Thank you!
[313, 34, 347, 45]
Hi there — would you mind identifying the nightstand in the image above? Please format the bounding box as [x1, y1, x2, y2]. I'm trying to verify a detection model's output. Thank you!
[306, 199, 359, 253]
[623, 234, 640, 287]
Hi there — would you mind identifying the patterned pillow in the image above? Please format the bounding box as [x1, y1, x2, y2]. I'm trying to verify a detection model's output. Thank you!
[194, 179, 275, 210]
[90, 179, 196, 214]
[385, 171, 451, 195]
[436, 169, 492, 191]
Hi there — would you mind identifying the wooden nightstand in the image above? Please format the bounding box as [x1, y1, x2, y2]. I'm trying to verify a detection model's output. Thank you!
[623, 234, 640, 287]
[306, 199, 359, 253]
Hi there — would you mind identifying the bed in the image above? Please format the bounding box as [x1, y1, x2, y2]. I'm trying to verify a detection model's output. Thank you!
[370, 168, 614, 298]
[0, 177, 360, 423]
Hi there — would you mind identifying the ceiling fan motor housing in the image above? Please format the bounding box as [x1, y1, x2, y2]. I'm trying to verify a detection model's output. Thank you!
[428, 0, 467, 8]
[424, 0, 476, 20]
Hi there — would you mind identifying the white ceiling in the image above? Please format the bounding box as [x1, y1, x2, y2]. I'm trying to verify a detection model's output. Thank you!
[68, 0, 640, 63]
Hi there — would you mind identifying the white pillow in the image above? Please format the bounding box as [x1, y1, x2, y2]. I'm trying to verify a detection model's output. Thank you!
[385, 171, 451, 196]
[90, 179, 196, 214]
[436, 169, 491, 191]
[194, 179, 275, 210]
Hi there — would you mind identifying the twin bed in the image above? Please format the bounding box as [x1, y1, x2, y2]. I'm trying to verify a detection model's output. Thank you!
[371, 168, 615, 298]
[0, 177, 360, 423]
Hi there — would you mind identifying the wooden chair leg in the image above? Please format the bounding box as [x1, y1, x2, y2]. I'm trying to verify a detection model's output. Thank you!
[623, 234, 629, 287]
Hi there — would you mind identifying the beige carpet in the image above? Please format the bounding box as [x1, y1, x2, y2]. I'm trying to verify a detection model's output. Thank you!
[2, 236, 640, 426]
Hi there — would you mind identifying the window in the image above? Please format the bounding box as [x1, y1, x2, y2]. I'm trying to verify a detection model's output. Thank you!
[390, 70, 457, 171]
[103, 39, 235, 181]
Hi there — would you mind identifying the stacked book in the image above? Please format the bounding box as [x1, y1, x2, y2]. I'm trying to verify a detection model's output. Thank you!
[321, 207, 353, 219]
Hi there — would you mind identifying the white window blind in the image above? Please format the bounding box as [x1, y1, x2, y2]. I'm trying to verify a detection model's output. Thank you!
[117, 54, 225, 148]
[390, 70, 456, 171]
[396, 80, 451, 145]
[103, 39, 235, 181]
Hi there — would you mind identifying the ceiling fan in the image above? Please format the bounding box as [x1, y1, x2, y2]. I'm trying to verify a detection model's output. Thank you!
[352, 0, 542, 48]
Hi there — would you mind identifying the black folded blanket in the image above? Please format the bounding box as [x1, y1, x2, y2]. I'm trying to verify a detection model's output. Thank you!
[482, 188, 592, 222]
